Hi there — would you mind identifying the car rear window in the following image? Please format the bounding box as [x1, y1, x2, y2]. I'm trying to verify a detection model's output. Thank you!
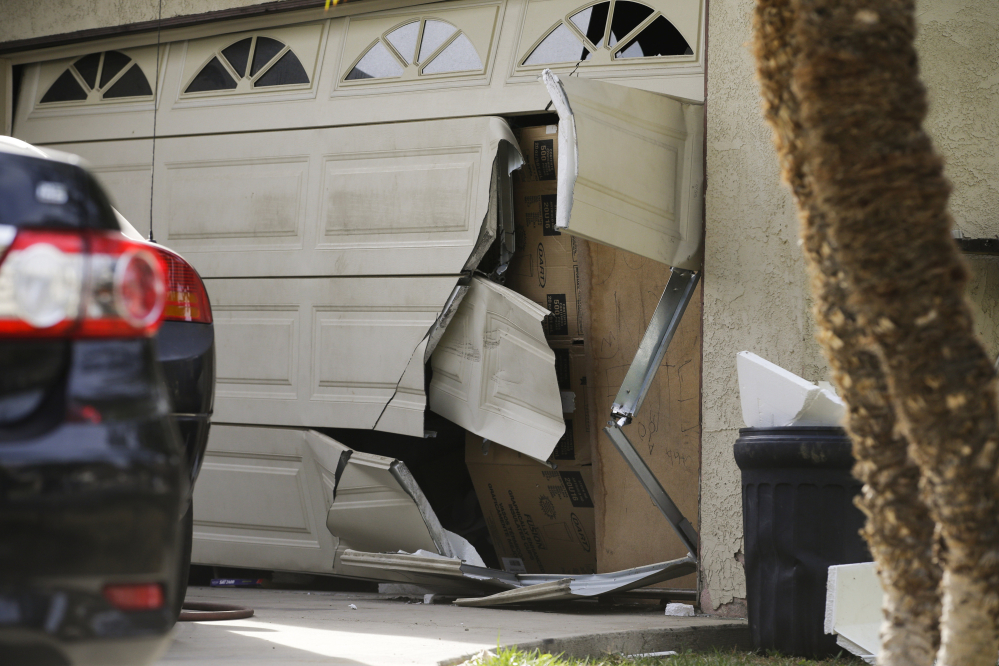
[0, 152, 120, 230]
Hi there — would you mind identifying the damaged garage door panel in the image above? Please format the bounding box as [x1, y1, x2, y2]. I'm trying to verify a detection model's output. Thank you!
[193, 426, 474, 576]
[326, 450, 451, 557]
[428, 276, 565, 461]
[192, 426, 346, 572]
[145, 116, 522, 279]
[206, 276, 457, 431]
[541, 70, 704, 270]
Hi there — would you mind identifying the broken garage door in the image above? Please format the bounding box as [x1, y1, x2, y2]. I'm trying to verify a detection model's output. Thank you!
[193, 425, 481, 581]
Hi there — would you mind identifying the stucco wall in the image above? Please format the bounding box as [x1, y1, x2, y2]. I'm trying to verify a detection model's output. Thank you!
[701, 0, 999, 612]
[0, 0, 276, 45]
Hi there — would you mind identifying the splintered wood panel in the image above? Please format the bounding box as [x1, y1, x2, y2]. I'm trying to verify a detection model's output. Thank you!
[588, 243, 701, 589]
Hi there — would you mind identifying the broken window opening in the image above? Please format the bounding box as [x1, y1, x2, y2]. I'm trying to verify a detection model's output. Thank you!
[615, 15, 692, 58]
[185, 36, 311, 93]
[608, 1, 654, 47]
[40, 51, 154, 104]
[523, 1, 691, 66]
[569, 2, 610, 47]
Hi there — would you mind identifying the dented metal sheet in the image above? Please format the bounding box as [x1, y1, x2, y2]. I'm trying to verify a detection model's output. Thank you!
[541, 70, 705, 270]
[428, 276, 566, 461]
[455, 556, 698, 606]
[327, 451, 451, 558]
[336, 549, 697, 606]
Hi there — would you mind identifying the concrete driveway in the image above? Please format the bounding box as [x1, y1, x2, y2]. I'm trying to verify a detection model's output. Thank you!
[157, 587, 749, 665]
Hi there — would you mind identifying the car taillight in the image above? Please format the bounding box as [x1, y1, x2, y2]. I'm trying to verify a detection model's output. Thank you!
[103, 583, 165, 611]
[0, 229, 166, 339]
[154, 247, 212, 324]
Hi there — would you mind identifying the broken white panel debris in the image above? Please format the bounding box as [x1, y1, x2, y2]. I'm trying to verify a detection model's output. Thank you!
[328, 451, 453, 559]
[205, 276, 456, 431]
[192, 426, 347, 573]
[737, 351, 845, 428]
[664, 603, 695, 617]
[541, 70, 704, 270]
[825, 562, 880, 664]
[429, 276, 565, 461]
[454, 556, 698, 607]
[337, 550, 520, 596]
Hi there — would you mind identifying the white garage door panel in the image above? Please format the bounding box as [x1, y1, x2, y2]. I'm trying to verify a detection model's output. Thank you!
[192, 425, 344, 572]
[208, 276, 457, 430]
[429, 277, 565, 461]
[152, 116, 519, 278]
[542, 71, 704, 270]
[43, 140, 154, 239]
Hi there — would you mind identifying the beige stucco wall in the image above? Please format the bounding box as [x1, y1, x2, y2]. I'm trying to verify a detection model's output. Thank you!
[0, 0, 275, 45]
[700, 0, 999, 612]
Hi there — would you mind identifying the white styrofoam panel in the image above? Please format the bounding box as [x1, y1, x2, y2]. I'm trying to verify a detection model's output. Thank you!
[206, 276, 457, 430]
[825, 562, 881, 663]
[428, 276, 565, 460]
[542, 70, 704, 270]
[736, 351, 845, 428]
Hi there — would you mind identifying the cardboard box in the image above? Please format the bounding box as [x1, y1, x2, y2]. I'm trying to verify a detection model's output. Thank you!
[506, 183, 585, 339]
[466, 434, 596, 575]
[550, 340, 593, 465]
[514, 125, 559, 184]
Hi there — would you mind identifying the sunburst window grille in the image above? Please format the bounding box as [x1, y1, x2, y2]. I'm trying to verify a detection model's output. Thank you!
[40, 51, 152, 104]
[185, 36, 310, 93]
[522, 0, 691, 66]
[346, 19, 483, 81]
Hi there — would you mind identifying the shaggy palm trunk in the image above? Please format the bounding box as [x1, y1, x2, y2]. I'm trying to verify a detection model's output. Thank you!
[751, 2, 940, 664]
[752, 0, 999, 664]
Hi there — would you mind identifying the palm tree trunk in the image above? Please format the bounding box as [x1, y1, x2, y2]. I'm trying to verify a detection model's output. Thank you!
[751, 2, 940, 663]
[789, 0, 999, 664]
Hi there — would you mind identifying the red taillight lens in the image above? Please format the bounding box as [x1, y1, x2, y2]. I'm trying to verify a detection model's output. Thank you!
[154, 248, 212, 324]
[103, 583, 164, 611]
[0, 229, 167, 339]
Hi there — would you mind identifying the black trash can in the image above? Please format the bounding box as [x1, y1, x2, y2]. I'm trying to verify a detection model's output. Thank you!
[734, 426, 871, 658]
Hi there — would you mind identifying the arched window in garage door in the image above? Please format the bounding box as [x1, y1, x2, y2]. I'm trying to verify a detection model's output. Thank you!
[345, 18, 483, 81]
[521, 0, 691, 66]
[40, 51, 153, 104]
[185, 36, 310, 93]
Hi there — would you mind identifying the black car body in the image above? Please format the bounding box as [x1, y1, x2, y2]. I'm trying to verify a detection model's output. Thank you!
[0, 137, 212, 665]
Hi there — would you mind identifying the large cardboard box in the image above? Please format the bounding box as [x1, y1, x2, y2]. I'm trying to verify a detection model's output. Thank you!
[466, 434, 596, 575]
[506, 185, 585, 339]
[549, 339, 592, 465]
[513, 125, 559, 184]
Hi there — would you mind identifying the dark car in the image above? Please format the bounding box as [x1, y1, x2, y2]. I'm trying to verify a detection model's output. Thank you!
[0, 137, 212, 665]
[116, 211, 215, 616]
